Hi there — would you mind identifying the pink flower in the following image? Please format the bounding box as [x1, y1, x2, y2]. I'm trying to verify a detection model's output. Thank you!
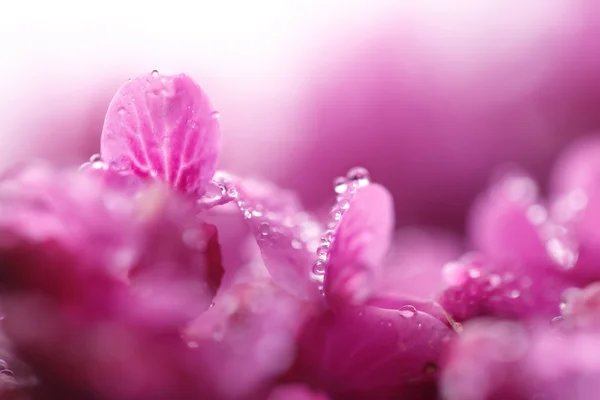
[0, 72, 452, 399]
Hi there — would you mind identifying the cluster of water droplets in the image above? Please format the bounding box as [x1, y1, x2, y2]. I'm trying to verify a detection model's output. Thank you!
[501, 174, 579, 270]
[311, 167, 371, 288]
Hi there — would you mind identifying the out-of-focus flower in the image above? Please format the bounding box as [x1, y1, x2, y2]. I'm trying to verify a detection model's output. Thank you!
[441, 318, 600, 400]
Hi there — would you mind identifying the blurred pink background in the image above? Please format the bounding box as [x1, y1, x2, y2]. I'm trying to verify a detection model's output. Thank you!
[2, 0, 600, 232]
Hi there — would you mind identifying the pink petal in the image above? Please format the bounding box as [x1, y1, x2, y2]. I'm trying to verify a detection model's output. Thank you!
[184, 280, 314, 399]
[467, 171, 553, 267]
[442, 319, 600, 400]
[549, 136, 600, 283]
[294, 304, 452, 400]
[324, 183, 394, 306]
[375, 228, 463, 300]
[128, 185, 224, 324]
[215, 174, 322, 300]
[101, 72, 220, 195]
[438, 253, 568, 322]
[0, 173, 220, 398]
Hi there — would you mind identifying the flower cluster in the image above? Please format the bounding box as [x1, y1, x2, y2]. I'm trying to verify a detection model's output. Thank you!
[0, 72, 600, 400]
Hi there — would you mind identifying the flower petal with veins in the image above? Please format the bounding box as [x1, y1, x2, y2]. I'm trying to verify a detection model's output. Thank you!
[101, 72, 220, 195]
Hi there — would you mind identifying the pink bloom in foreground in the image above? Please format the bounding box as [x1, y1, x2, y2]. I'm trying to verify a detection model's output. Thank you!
[3, 71, 600, 400]
[0, 72, 453, 400]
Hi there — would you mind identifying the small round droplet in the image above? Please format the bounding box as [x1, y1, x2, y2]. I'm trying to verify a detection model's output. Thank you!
[546, 237, 578, 269]
[337, 198, 350, 211]
[316, 243, 330, 260]
[187, 341, 199, 348]
[226, 187, 238, 198]
[151, 69, 159, 77]
[291, 239, 303, 249]
[333, 176, 349, 194]
[346, 166, 371, 187]
[323, 229, 335, 243]
[509, 289, 521, 299]
[251, 209, 263, 217]
[468, 268, 481, 279]
[398, 305, 417, 318]
[202, 182, 224, 202]
[330, 208, 342, 221]
[211, 111, 220, 119]
[259, 222, 270, 236]
[244, 210, 252, 219]
[312, 260, 326, 275]
[488, 274, 501, 288]
[89, 153, 102, 163]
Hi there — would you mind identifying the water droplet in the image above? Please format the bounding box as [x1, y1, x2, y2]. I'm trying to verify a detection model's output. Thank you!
[509, 289, 520, 299]
[226, 187, 238, 198]
[291, 239, 303, 249]
[323, 229, 335, 243]
[398, 305, 417, 318]
[312, 260, 326, 275]
[89, 153, 102, 163]
[202, 182, 224, 202]
[211, 111, 220, 119]
[187, 340, 199, 348]
[488, 274, 501, 288]
[251, 209, 263, 217]
[151, 69, 159, 77]
[346, 166, 371, 187]
[467, 268, 481, 279]
[550, 316, 565, 326]
[337, 198, 350, 211]
[526, 204, 548, 225]
[333, 176, 349, 194]
[546, 237, 578, 269]
[316, 243, 330, 260]
[91, 161, 106, 170]
[244, 210, 252, 219]
[259, 222, 270, 236]
[330, 208, 342, 221]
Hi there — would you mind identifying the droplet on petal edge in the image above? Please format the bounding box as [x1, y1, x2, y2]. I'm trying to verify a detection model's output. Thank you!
[312, 168, 373, 286]
[100, 73, 220, 196]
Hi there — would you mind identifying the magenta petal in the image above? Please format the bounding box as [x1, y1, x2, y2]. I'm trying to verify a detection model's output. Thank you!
[295, 304, 452, 400]
[438, 253, 567, 322]
[442, 319, 600, 400]
[101, 72, 220, 195]
[324, 183, 394, 306]
[216, 175, 322, 300]
[328, 183, 394, 268]
[549, 136, 600, 283]
[184, 280, 312, 399]
[468, 171, 551, 266]
[375, 228, 463, 300]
